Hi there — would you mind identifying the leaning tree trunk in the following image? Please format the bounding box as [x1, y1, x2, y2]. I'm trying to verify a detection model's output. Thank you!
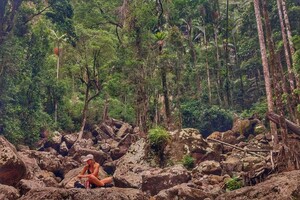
[253, 0, 278, 144]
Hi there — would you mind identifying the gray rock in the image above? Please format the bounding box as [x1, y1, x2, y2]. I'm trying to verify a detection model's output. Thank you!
[141, 165, 191, 196]
[0, 136, 27, 186]
[216, 170, 300, 200]
[19, 187, 150, 200]
[0, 184, 20, 200]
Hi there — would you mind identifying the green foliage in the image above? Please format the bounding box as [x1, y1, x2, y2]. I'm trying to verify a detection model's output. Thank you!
[154, 31, 167, 41]
[182, 155, 195, 169]
[241, 99, 268, 119]
[293, 35, 300, 74]
[108, 98, 135, 124]
[181, 101, 233, 137]
[46, 0, 76, 44]
[148, 127, 170, 150]
[225, 176, 243, 191]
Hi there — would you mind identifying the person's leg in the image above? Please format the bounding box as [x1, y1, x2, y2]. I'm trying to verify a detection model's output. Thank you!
[88, 174, 105, 186]
[101, 177, 113, 185]
[88, 175, 113, 187]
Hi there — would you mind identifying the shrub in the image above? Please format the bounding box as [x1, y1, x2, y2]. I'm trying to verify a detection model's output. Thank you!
[182, 155, 195, 169]
[240, 99, 267, 119]
[148, 126, 170, 151]
[225, 176, 243, 191]
[181, 101, 233, 137]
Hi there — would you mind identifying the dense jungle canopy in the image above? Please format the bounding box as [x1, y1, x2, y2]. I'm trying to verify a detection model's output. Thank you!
[0, 0, 300, 146]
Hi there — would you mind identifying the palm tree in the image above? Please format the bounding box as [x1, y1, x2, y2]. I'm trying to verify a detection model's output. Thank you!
[50, 30, 67, 124]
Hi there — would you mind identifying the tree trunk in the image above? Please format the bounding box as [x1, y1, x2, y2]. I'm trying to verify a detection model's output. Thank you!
[204, 28, 212, 104]
[214, 25, 222, 105]
[277, 0, 295, 91]
[77, 51, 102, 142]
[102, 97, 109, 121]
[232, 29, 244, 109]
[161, 64, 170, 124]
[78, 86, 90, 141]
[262, 0, 288, 144]
[267, 112, 300, 136]
[224, 0, 231, 108]
[277, 53, 296, 123]
[54, 43, 60, 124]
[280, 0, 300, 120]
[134, 26, 148, 134]
[253, 0, 278, 144]
[187, 19, 200, 100]
[281, 0, 295, 55]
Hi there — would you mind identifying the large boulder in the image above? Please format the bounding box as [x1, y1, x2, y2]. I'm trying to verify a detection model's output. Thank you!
[114, 138, 152, 188]
[17, 179, 46, 195]
[141, 165, 191, 196]
[154, 183, 214, 200]
[0, 184, 20, 200]
[63, 133, 78, 148]
[231, 118, 259, 138]
[0, 136, 27, 186]
[19, 187, 150, 200]
[216, 170, 300, 200]
[193, 160, 222, 175]
[44, 131, 62, 151]
[167, 128, 215, 163]
[110, 133, 140, 160]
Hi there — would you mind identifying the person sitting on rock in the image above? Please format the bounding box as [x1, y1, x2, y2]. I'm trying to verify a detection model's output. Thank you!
[77, 154, 113, 188]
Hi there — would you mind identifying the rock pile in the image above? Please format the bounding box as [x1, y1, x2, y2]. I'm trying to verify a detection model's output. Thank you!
[1, 117, 300, 200]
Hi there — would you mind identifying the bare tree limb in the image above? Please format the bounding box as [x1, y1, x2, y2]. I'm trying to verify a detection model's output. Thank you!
[207, 138, 266, 158]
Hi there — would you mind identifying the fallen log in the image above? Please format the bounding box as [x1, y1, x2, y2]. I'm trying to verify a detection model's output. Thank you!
[266, 111, 300, 135]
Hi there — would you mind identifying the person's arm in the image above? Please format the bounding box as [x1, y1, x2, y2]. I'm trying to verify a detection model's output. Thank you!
[78, 165, 88, 178]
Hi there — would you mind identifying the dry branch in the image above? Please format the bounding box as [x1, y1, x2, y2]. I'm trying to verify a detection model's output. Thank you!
[207, 138, 266, 158]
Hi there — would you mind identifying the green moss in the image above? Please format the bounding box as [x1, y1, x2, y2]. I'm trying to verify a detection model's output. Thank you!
[225, 176, 243, 191]
[181, 155, 195, 169]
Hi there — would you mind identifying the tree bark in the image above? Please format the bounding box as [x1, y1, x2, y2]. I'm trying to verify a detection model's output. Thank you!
[232, 27, 244, 109]
[261, 0, 288, 144]
[278, 0, 300, 122]
[204, 28, 212, 104]
[214, 25, 223, 105]
[277, 0, 295, 91]
[281, 0, 295, 55]
[186, 19, 200, 100]
[267, 112, 300, 136]
[253, 0, 278, 144]
[77, 51, 102, 141]
[161, 64, 170, 124]
[281, 0, 300, 94]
